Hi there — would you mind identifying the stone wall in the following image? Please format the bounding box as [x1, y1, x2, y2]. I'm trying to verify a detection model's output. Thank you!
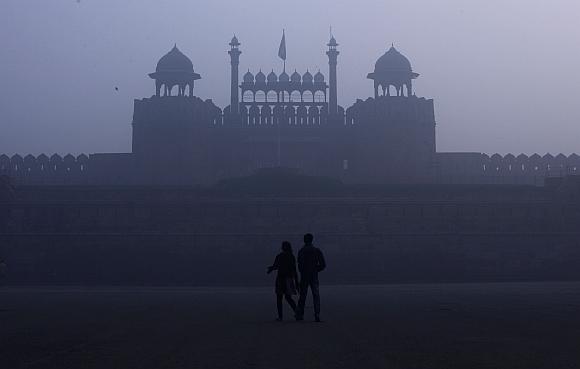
[1, 185, 580, 285]
[437, 153, 580, 185]
[0, 153, 90, 185]
[3, 151, 579, 187]
[344, 96, 436, 184]
[2, 93, 577, 186]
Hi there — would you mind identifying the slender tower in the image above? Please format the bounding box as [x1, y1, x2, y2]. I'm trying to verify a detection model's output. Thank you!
[228, 35, 242, 115]
[326, 35, 339, 115]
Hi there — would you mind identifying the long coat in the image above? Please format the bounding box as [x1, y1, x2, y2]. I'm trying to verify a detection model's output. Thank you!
[269, 252, 298, 295]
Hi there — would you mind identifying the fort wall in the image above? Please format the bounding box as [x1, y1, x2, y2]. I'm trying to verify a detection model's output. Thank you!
[2, 186, 580, 285]
[344, 96, 436, 183]
[3, 39, 577, 186]
[3, 152, 579, 186]
[437, 152, 580, 185]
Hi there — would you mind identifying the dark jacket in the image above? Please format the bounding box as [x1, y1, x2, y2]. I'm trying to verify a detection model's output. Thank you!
[268, 251, 299, 295]
[268, 252, 298, 280]
[297, 244, 326, 278]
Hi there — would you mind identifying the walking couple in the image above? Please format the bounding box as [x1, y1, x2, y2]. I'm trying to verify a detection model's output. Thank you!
[267, 233, 326, 322]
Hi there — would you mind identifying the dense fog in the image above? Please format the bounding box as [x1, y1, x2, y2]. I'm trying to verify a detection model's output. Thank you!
[1, 0, 579, 155]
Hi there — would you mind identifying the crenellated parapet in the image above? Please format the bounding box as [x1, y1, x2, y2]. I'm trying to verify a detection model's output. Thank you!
[482, 153, 579, 181]
[437, 152, 580, 185]
[346, 95, 435, 126]
[0, 153, 90, 185]
[133, 95, 223, 127]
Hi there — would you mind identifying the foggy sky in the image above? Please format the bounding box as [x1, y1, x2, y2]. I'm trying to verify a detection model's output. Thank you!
[1, 0, 579, 156]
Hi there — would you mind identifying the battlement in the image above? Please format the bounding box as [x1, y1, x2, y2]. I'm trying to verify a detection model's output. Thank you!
[0, 153, 90, 185]
[133, 95, 222, 127]
[437, 153, 580, 185]
[346, 95, 435, 126]
[4, 151, 577, 187]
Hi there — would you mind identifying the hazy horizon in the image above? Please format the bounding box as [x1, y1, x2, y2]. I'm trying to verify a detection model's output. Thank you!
[1, 0, 579, 156]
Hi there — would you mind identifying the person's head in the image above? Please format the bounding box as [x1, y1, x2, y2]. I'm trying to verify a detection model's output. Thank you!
[303, 233, 314, 245]
[281, 241, 292, 253]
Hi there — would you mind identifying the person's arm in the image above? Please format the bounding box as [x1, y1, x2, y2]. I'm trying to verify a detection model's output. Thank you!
[267, 255, 280, 274]
[316, 249, 326, 272]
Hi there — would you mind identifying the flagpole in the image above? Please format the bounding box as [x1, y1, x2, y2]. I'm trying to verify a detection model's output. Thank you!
[279, 28, 282, 164]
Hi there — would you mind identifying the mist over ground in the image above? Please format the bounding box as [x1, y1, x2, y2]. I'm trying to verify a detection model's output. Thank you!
[1, 0, 579, 156]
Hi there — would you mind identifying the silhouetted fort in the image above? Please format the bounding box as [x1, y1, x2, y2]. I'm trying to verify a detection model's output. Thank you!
[1, 36, 578, 185]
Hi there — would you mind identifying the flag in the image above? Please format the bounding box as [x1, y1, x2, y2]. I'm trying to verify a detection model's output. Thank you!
[278, 30, 286, 61]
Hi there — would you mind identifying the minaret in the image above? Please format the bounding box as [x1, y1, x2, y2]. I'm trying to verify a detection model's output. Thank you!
[326, 35, 339, 115]
[228, 35, 242, 114]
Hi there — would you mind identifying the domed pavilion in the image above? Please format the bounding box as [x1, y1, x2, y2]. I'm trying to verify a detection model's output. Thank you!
[367, 45, 419, 98]
[148, 45, 201, 97]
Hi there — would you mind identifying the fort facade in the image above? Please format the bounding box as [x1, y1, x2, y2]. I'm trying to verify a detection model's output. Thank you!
[1, 36, 577, 185]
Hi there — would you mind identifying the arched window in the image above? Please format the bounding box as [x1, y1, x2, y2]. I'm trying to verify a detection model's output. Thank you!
[266, 91, 278, 103]
[280, 91, 290, 103]
[377, 84, 385, 97]
[302, 91, 313, 103]
[168, 84, 179, 96]
[254, 90, 266, 103]
[242, 90, 254, 103]
[314, 91, 325, 103]
[290, 90, 301, 102]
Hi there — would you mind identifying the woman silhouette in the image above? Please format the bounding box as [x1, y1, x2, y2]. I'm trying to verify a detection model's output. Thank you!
[267, 241, 299, 321]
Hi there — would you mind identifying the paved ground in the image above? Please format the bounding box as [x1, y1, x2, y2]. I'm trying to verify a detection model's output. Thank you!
[1, 282, 580, 369]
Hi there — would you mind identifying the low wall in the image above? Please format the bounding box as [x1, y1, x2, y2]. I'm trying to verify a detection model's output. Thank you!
[2, 183, 579, 286]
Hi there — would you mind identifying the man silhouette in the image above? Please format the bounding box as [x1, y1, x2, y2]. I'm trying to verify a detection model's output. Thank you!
[295, 233, 326, 322]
